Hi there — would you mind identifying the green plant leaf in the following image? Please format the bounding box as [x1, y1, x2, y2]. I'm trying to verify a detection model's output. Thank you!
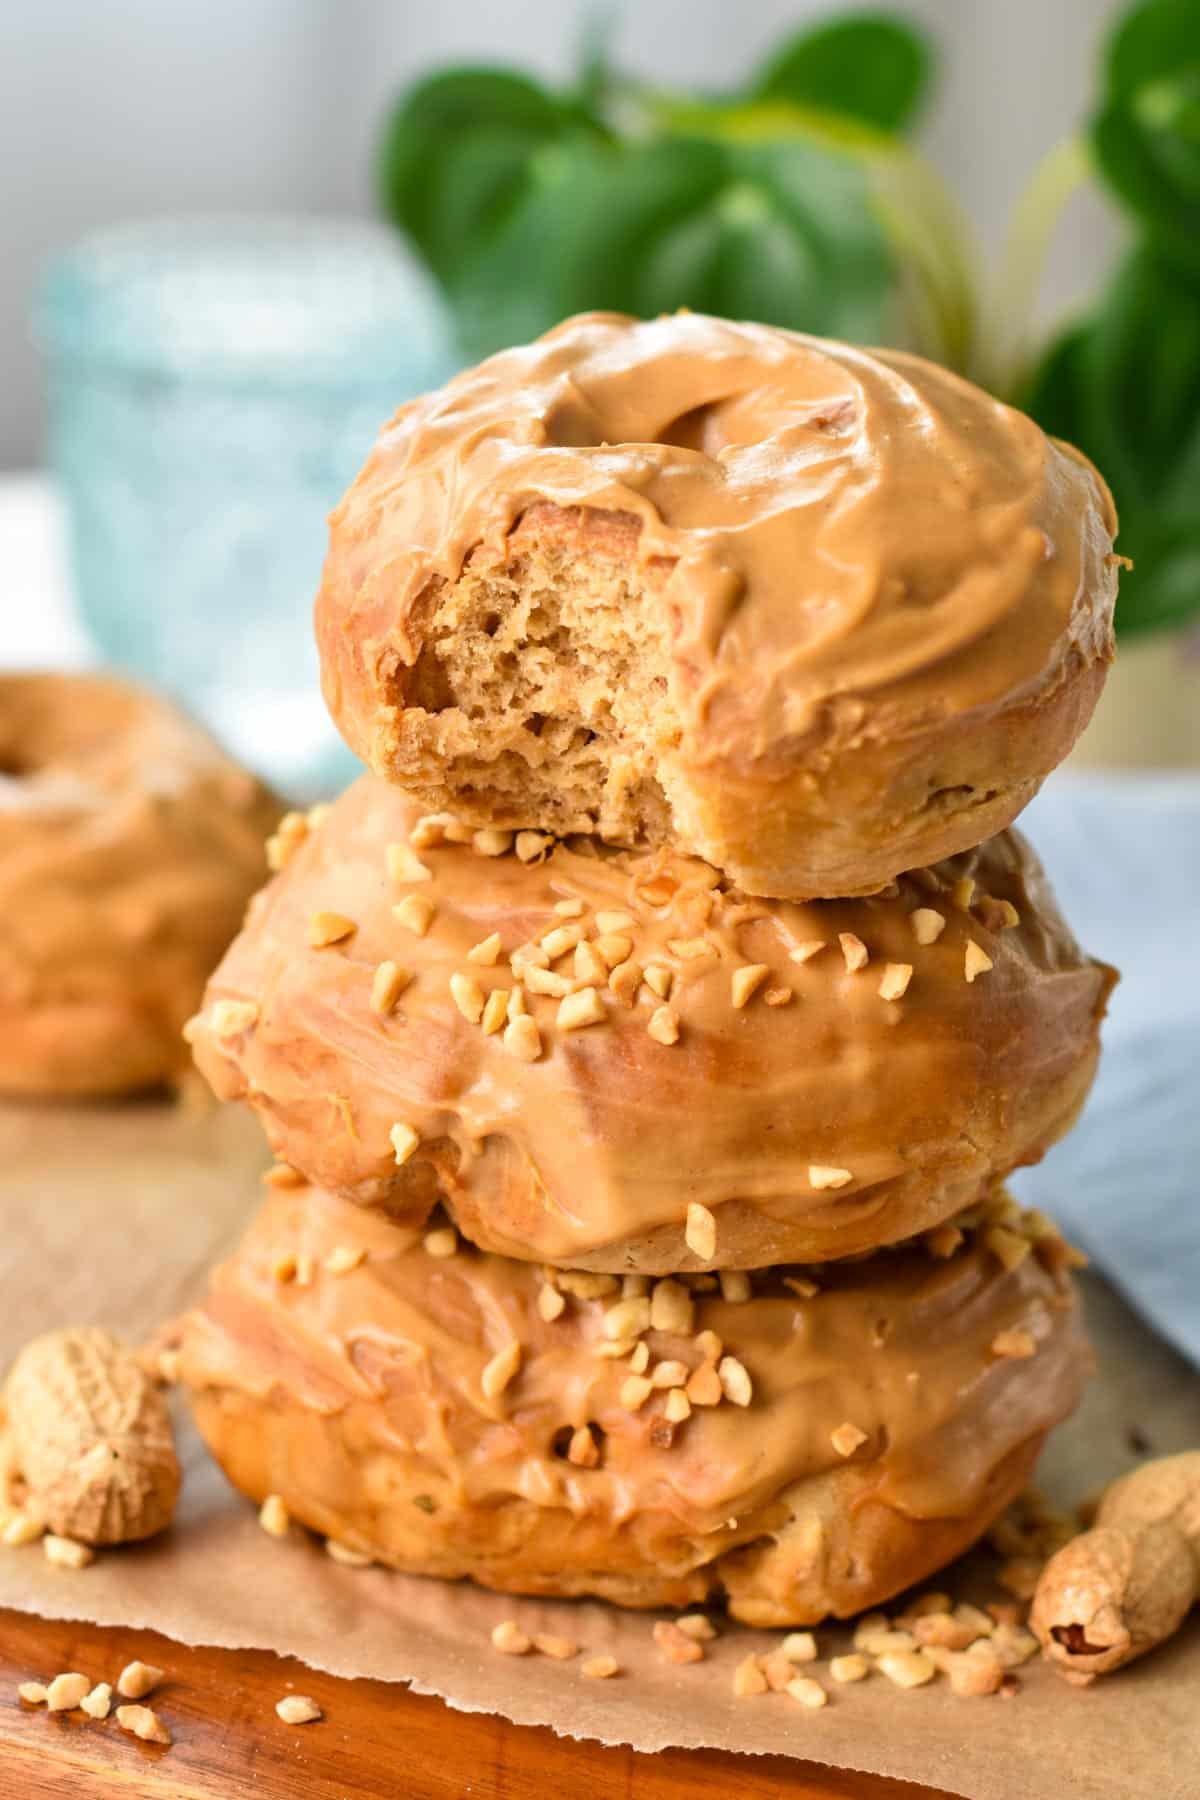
[1091, 0, 1200, 267]
[448, 134, 895, 362]
[377, 69, 604, 287]
[751, 11, 932, 133]
[1025, 246, 1200, 634]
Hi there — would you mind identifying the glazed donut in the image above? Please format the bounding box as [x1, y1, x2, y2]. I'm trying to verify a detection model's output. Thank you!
[187, 776, 1113, 1272]
[0, 672, 280, 1097]
[315, 311, 1119, 900]
[180, 1182, 1090, 1626]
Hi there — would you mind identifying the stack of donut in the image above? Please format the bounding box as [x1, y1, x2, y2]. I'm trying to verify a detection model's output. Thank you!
[180, 313, 1120, 1625]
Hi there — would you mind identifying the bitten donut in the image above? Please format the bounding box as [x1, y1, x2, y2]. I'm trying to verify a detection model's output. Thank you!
[0, 672, 280, 1096]
[315, 311, 1120, 900]
[188, 776, 1113, 1272]
[180, 1183, 1090, 1626]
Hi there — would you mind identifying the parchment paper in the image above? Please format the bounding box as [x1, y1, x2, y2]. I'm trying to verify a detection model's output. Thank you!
[0, 1099, 1197, 1800]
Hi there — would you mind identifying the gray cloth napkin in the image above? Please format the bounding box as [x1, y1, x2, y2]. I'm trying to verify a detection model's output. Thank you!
[1013, 773, 1200, 1367]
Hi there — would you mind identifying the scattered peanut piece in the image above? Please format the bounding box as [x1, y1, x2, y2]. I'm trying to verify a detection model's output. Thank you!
[2, 1513, 44, 1547]
[117, 1661, 165, 1701]
[491, 1620, 532, 1656]
[18, 1681, 48, 1705]
[992, 1328, 1037, 1359]
[385, 842, 431, 884]
[719, 1270, 752, 1303]
[450, 972, 486, 1023]
[46, 1672, 90, 1712]
[581, 1655, 620, 1679]
[780, 1632, 818, 1664]
[258, 1494, 291, 1539]
[43, 1534, 93, 1569]
[325, 1538, 373, 1567]
[370, 960, 411, 1016]
[78, 1682, 110, 1719]
[664, 1388, 692, 1424]
[952, 876, 977, 909]
[533, 1634, 578, 1660]
[619, 1374, 653, 1412]
[653, 1620, 705, 1664]
[786, 1675, 828, 1709]
[733, 1654, 769, 1697]
[877, 1649, 937, 1689]
[643, 965, 673, 999]
[276, 1694, 322, 1724]
[676, 1614, 716, 1642]
[116, 1703, 171, 1744]
[830, 1654, 869, 1684]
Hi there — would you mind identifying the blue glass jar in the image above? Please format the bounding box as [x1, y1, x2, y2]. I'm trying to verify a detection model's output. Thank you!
[35, 217, 456, 794]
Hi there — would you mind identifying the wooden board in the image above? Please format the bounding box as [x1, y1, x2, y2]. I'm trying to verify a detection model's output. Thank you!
[0, 1612, 962, 1799]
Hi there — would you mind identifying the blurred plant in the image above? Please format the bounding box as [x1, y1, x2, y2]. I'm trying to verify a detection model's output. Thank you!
[1020, 0, 1200, 635]
[379, 2, 1200, 634]
[379, 13, 977, 374]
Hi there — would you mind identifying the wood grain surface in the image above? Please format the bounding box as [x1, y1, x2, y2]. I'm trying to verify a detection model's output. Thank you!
[0, 1611, 964, 1799]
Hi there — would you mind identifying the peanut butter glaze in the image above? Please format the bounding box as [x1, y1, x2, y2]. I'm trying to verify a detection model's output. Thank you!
[190, 776, 1113, 1270]
[317, 309, 1117, 781]
[0, 673, 279, 1096]
[180, 1185, 1089, 1622]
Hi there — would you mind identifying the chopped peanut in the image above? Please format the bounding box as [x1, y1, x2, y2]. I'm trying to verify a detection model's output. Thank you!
[308, 911, 356, 949]
[423, 1226, 459, 1259]
[839, 932, 869, 972]
[481, 1342, 522, 1400]
[502, 1015, 542, 1061]
[558, 987, 606, 1032]
[786, 1676, 828, 1709]
[117, 1662, 165, 1701]
[389, 1122, 420, 1166]
[259, 1494, 290, 1538]
[731, 964, 770, 1009]
[116, 1703, 171, 1743]
[878, 963, 913, 1001]
[877, 1649, 937, 1689]
[992, 1328, 1037, 1359]
[718, 1356, 753, 1407]
[467, 932, 503, 966]
[830, 1654, 869, 1684]
[581, 1655, 620, 1679]
[385, 842, 431, 884]
[653, 1620, 705, 1664]
[685, 1203, 717, 1262]
[492, 1620, 531, 1655]
[370, 960, 410, 1015]
[276, 1694, 322, 1724]
[809, 1165, 853, 1191]
[910, 908, 946, 945]
[964, 939, 993, 983]
[393, 894, 435, 937]
[733, 1654, 769, 1697]
[832, 1422, 868, 1458]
